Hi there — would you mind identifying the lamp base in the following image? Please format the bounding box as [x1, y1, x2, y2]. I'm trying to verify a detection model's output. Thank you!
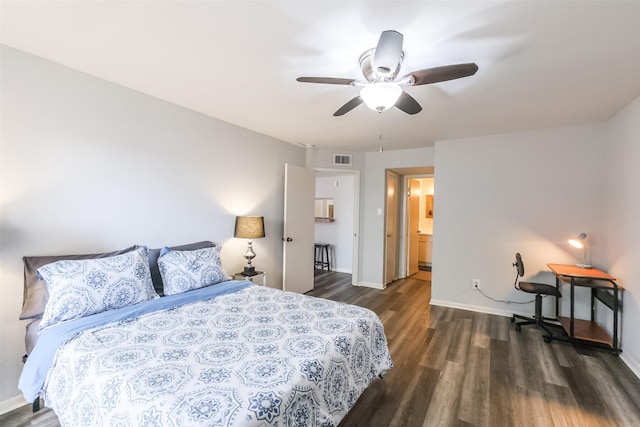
[576, 263, 592, 269]
[241, 266, 257, 276]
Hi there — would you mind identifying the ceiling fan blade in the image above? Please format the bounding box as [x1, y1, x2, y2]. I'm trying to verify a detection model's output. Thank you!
[333, 97, 363, 116]
[395, 91, 422, 115]
[406, 63, 479, 86]
[297, 77, 355, 85]
[373, 30, 404, 76]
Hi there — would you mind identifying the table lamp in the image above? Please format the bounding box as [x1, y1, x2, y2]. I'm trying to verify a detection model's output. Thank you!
[568, 232, 591, 268]
[234, 216, 265, 276]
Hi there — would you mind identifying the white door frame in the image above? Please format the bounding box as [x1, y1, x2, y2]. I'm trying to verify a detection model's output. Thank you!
[384, 170, 399, 285]
[312, 167, 360, 286]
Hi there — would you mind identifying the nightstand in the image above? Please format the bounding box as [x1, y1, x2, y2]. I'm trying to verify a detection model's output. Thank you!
[233, 271, 267, 286]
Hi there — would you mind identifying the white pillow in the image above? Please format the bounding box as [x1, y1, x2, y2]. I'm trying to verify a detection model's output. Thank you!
[158, 246, 229, 296]
[37, 247, 158, 329]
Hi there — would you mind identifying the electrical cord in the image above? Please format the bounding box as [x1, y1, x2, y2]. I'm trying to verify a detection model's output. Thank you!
[474, 268, 547, 304]
[476, 287, 537, 304]
[474, 255, 551, 304]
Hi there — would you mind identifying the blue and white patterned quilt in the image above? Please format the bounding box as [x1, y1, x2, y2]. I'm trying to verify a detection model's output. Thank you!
[42, 284, 393, 426]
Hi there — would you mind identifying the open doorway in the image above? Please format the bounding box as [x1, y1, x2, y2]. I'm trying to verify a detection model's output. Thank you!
[400, 175, 434, 280]
[313, 169, 360, 286]
[407, 176, 433, 281]
[383, 167, 434, 286]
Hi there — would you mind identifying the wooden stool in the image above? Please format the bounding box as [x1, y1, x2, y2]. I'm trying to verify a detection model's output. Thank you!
[314, 243, 331, 271]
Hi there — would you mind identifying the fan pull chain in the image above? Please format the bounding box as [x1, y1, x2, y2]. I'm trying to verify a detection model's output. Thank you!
[378, 114, 384, 153]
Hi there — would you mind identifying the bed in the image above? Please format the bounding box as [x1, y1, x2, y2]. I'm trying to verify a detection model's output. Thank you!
[18, 242, 392, 427]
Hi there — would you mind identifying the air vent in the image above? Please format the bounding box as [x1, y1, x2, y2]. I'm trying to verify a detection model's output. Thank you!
[333, 154, 352, 166]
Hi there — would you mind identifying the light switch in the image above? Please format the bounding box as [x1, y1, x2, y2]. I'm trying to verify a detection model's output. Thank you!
[377, 208, 382, 216]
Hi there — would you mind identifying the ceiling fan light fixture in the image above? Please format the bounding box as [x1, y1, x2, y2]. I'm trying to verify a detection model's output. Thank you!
[360, 83, 402, 112]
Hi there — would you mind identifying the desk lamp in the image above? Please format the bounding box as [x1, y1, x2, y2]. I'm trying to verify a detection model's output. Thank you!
[568, 232, 591, 268]
[234, 216, 265, 276]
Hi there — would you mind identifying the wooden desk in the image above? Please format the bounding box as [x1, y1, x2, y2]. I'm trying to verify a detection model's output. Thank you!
[547, 264, 623, 353]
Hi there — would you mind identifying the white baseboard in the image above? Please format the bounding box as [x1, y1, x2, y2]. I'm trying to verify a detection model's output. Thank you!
[332, 267, 352, 274]
[0, 394, 28, 415]
[621, 354, 640, 380]
[357, 281, 385, 290]
[429, 299, 515, 318]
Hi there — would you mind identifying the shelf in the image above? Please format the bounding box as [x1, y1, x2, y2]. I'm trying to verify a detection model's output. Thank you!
[315, 217, 335, 223]
[558, 316, 612, 346]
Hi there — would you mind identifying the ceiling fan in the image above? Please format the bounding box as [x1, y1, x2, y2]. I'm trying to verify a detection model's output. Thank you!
[297, 30, 478, 116]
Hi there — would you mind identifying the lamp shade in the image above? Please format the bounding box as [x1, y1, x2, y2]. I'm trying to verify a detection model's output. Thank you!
[360, 83, 402, 112]
[568, 232, 587, 249]
[234, 216, 265, 239]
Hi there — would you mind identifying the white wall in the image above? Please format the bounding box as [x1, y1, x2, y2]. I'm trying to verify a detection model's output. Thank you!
[0, 46, 304, 408]
[432, 103, 640, 377]
[432, 124, 607, 318]
[314, 175, 355, 273]
[603, 96, 640, 376]
[360, 148, 435, 287]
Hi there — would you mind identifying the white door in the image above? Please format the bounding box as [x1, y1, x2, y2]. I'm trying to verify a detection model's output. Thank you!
[408, 179, 420, 276]
[384, 171, 398, 285]
[283, 163, 315, 293]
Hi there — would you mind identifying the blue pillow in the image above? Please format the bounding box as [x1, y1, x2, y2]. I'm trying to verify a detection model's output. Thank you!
[158, 246, 229, 295]
[37, 247, 158, 330]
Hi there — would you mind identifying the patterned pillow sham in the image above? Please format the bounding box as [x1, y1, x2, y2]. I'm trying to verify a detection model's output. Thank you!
[148, 241, 215, 296]
[37, 247, 158, 330]
[20, 245, 140, 320]
[157, 245, 229, 296]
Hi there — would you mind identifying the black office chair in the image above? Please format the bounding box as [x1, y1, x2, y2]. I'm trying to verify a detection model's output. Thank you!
[510, 253, 562, 342]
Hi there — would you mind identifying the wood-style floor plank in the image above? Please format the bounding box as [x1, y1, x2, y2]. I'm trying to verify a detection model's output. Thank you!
[457, 344, 490, 426]
[2, 270, 640, 427]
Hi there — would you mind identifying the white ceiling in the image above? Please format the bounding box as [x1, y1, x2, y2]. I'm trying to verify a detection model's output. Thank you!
[2, 1, 639, 152]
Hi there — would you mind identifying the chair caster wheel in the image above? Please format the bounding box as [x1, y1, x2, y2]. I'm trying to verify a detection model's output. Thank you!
[544, 336, 551, 343]
[515, 324, 521, 332]
[510, 317, 516, 323]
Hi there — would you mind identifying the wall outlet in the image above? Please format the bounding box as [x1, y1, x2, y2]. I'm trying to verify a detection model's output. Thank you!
[472, 279, 481, 290]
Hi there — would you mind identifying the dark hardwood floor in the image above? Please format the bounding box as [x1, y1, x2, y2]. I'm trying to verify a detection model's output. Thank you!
[309, 271, 640, 427]
[3, 271, 639, 426]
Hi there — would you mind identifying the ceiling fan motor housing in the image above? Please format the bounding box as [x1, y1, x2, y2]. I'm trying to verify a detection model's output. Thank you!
[372, 30, 404, 79]
[359, 48, 404, 82]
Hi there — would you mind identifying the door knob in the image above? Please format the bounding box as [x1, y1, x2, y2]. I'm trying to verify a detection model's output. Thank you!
[282, 237, 293, 242]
